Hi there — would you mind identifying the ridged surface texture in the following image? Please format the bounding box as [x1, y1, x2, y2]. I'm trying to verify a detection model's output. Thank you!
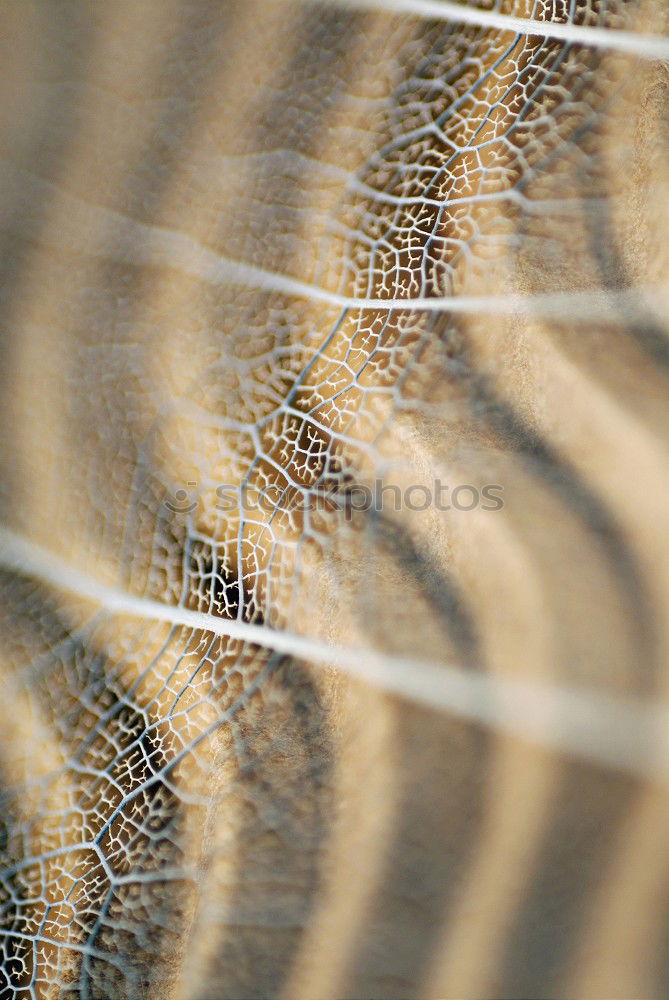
[1, 0, 669, 996]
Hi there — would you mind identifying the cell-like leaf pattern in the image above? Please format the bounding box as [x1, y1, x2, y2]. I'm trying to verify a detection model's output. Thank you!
[1, 0, 669, 997]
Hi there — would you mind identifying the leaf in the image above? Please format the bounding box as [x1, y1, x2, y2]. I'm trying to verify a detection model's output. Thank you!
[1, 1, 669, 997]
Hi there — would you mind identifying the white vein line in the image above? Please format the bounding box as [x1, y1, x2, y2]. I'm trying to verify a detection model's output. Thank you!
[347, 180, 603, 215]
[295, 0, 669, 62]
[2, 525, 669, 783]
[2, 158, 666, 322]
[0, 159, 667, 323]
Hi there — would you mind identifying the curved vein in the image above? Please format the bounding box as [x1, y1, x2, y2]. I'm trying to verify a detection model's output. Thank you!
[1, 525, 669, 782]
[2, 158, 666, 320]
[293, 0, 669, 61]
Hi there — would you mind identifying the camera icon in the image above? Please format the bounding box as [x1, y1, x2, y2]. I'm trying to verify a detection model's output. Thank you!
[164, 482, 198, 514]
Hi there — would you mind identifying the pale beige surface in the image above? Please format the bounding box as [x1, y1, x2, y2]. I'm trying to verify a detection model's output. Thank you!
[0, 1, 669, 997]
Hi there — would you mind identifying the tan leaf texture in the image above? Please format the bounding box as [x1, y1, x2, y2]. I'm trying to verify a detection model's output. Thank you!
[1, 0, 669, 996]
